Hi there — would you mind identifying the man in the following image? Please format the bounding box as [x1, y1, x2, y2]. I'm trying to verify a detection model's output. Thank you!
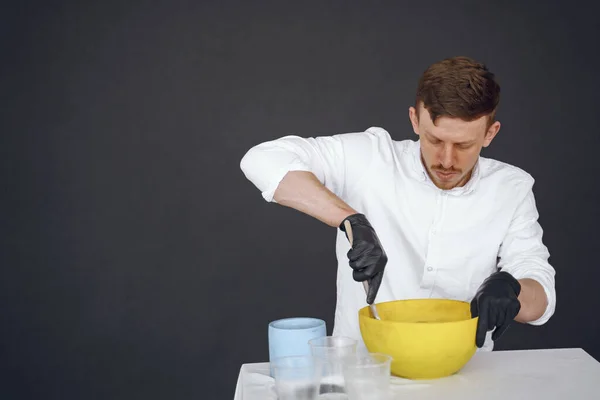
[240, 56, 556, 351]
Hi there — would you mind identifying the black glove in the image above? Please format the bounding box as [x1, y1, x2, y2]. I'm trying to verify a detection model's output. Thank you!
[339, 213, 387, 304]
[470, 271, 522, 348]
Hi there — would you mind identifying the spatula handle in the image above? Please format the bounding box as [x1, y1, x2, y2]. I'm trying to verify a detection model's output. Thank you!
[343, 220, 354, 245]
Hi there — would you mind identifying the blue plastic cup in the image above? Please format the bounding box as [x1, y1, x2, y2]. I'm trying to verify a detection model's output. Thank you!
[268, 317, 327, 377]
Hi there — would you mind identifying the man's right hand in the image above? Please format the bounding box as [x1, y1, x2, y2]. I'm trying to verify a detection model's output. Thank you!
[339, 213, 387, 304]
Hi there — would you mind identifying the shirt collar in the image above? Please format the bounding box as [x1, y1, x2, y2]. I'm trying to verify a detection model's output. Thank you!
[410, 139, 481, 196]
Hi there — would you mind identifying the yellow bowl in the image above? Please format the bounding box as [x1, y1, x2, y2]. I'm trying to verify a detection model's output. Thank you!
[359, 299, 478, 380]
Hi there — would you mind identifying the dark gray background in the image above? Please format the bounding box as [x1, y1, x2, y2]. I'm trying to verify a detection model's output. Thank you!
[2, 0, 599, 398]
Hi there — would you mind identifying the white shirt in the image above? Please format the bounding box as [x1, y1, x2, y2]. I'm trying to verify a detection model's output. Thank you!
[240, 126, 556, 351]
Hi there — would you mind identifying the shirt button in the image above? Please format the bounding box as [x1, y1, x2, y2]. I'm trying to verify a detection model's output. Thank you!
[427, 266, 433, 272]
[431, 229, 437, 235]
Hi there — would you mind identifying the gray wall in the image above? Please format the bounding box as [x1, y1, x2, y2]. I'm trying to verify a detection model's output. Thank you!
[2, 1, 599, 398]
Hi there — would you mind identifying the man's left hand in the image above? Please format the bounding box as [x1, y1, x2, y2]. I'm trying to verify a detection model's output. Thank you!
[470, 271, 522, 348]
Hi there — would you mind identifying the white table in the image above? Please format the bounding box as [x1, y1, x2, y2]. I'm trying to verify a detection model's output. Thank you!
[234, 348, 600, 399]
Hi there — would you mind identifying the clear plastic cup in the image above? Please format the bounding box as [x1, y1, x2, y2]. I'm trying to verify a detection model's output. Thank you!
[342, 353, 393, 400]
[309, 336, 358, 358]
[271, 355, 324, 400]
[309, 336, 358, 397]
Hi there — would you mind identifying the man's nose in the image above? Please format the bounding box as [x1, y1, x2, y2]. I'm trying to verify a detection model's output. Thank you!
[439, 145, 455, 169]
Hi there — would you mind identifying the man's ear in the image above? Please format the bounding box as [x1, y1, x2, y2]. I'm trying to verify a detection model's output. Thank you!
[409, 106, 420, 136]
[482, 121, 501, 148]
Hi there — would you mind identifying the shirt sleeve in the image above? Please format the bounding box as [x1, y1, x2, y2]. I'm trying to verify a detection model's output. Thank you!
[239, 127, 387, 202]
[497, 181, 556, 326]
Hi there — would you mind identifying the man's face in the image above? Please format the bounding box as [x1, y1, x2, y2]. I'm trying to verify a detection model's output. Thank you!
[409, 103, 500, 190]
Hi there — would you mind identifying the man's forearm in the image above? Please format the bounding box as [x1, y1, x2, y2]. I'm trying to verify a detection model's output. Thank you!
[515, 278, 548, 323]
[273, 171, 357, 227]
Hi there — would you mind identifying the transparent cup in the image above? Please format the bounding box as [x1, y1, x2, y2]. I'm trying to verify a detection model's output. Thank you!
[271, 355, 324, 400]
[309, 336, 358, 397]
[342, 353, 393, 400]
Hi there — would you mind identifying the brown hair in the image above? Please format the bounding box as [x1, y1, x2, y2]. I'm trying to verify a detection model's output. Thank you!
[415, 56, 500, 127]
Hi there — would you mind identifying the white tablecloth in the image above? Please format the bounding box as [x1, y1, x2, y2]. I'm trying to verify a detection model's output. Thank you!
[234, 348, 600, 399]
